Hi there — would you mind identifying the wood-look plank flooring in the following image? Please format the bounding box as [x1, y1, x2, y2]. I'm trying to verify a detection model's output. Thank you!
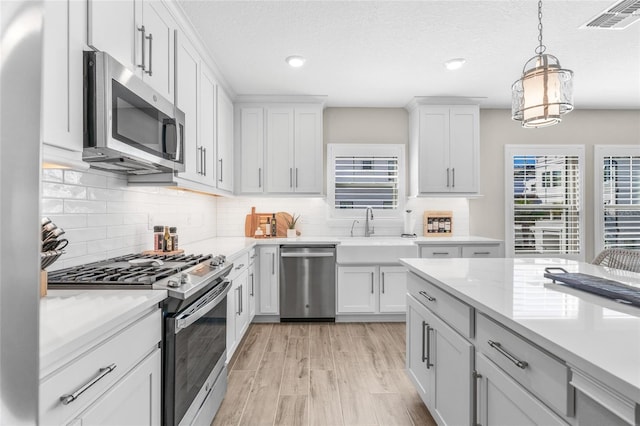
[212, 322, 436, 426]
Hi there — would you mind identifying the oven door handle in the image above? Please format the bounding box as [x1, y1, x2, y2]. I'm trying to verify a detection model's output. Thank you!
[175, 280, 230, 334]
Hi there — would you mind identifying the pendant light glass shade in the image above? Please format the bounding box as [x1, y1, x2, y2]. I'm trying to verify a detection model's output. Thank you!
[512, 54, 573, 128]
[511, 0, 574, 128]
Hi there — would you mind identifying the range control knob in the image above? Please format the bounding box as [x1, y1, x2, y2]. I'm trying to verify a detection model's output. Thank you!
[180, 273, 190, 284]
[167, 279, 180, 288]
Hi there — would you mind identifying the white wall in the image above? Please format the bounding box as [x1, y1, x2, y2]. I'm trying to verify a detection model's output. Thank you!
[42, 168, 218, 269]
[470, 109, 640, 261]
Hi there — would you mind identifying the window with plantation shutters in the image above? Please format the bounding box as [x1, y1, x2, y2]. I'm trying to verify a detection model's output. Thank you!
[328, 144, 405, 218]
[594, 146, 640, 254]
[505, 145, 585, 260]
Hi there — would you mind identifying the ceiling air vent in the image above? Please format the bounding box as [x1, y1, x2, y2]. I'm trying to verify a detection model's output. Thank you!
[581, 0, 640, 29]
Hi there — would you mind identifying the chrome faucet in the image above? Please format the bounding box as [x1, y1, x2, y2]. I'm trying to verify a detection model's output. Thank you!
[365, 207, 374, 237]
[350, 220, 359, 237]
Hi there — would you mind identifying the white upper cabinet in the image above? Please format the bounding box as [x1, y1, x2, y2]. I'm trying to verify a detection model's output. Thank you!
[42, 0, 86, 168]
[266, 108, 295, 192]
[294, 106, 323, 193]
[216, 88, 234, 193]
[140, 0, 175, 100]
[408, 100, 479, 195]
[87, 0, 176, 101]
[198, 63, 217, 186]
[239, 107, 265, 193]
[237, 101, 324, 195]
[175, 31, 201, 183]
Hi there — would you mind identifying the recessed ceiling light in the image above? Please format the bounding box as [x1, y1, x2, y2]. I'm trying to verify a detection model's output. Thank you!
[444, 58, 466, 71]
[286, 55, 306, 68]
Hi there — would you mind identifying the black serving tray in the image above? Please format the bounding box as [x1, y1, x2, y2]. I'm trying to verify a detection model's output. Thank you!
[544, 267, 640, 308]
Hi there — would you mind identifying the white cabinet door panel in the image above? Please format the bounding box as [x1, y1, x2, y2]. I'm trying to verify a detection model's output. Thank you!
[419, 107, 449, 193]
[87, 0, 139, 72]
[141, 0, 174, 101]
[337, 266, 376, 313]
[175, 32, 200, 182]
[379, 266, 407, 313]
[294, 107, 323, 193]
[266, 108, 295, 193]
[258, 246, 279, 314]
[240, 107, 265, 193]
[217, 88, 234, 192]
[449, 106, 479, 193]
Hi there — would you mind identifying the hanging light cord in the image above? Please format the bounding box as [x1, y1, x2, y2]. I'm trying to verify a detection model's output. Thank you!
[535, 0, 546, 55]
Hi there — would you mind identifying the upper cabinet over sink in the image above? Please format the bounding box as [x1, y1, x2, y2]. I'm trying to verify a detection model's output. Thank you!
[406, 98, 480, 196]
[236, 98, 325, 195]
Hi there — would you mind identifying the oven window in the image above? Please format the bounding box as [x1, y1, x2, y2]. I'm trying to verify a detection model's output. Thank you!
[173, 294, 226, 423]
[111, 80, 174, 160]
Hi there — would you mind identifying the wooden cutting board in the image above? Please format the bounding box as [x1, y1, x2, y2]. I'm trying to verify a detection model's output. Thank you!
[275, 212, 300, 237]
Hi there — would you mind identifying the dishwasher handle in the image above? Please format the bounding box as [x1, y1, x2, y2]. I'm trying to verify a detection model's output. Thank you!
[280, 252, 335, 258]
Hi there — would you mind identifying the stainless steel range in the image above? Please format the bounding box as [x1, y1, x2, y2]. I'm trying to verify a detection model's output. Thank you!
[48, 252, 233, 426]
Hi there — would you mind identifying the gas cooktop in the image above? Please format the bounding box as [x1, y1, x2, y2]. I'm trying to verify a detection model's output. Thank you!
[47, 252, 220, 289]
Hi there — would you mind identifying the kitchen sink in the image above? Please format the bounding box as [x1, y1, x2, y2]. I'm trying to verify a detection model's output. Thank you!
[337, 238, 418, 264]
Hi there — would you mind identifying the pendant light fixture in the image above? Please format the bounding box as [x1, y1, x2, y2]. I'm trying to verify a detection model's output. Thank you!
[512, 0, 574, 128]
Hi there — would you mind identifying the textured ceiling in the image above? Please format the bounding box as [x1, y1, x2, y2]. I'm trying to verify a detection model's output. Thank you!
[178, 1, 640, 109]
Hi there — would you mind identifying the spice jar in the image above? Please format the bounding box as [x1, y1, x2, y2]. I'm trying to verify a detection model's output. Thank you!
[170, 227, 178, 251]
[153, 226, 164, 251]
[163, 226, 172, 252]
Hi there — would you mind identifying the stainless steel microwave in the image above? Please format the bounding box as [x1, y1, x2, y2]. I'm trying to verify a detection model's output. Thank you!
[83, 51, 185, 174]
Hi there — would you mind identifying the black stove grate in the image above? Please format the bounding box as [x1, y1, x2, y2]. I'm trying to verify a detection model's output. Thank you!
[47, 253, 213, 288]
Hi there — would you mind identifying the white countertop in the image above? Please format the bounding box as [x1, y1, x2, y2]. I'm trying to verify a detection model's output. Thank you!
[40, 289, 167, 378]
[400, 257, 640, 403]
[182, 235, 502, 253]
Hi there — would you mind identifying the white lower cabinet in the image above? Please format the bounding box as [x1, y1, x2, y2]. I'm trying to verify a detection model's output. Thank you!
[227, 252, 250, 361]
[420, 243, 503, 259]
[476, 352, 568, 426]
[40, 308, 161, 426]
[406, 294, 474, 426]
[69, 348, 161, 426]
[257, 246, 279, 315]
[337, 265, 407, 314]
[248, 249, 257, 321]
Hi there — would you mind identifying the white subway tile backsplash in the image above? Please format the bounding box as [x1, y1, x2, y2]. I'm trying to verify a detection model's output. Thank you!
[42, 199, 64, 214]
[42, 182, 87, 199]
[64, 170, 108, 188]
[64, 199, 107, 214]
[43, 168, 218, 268]
[42, 169, 64, 183]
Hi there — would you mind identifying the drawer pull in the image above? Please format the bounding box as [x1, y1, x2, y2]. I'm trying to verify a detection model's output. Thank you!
[432, 252, 449, 255]
[473, 371, 482, 426]
[60, 363, 117, 405]
[488, 340, 528, 369]
[421, 321, 428, 362]
[425, 324, 434, 369]
[419, 290, 436, 302]
[473, 251, 491, 255]
[235, 263, 245, 270]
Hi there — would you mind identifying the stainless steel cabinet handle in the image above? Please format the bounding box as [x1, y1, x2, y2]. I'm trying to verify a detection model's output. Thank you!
[271, 252, 275, 275]
[419, 290, 436, 302]
[371, 272, 374, 294]
[146, 33, 153, 75]
[425, 324, 433, 369]
[488, 340, 528, 369]
[421, 321, 428, 362]
[219, 159, 223, 182]
[234, 263, 245, 270]
[196, 147, 201, 174]
[240, 285, 243, 314]
[446, 167, 450, 187]
[474, 252, 491, 256]
[452, 168, 455, 188]
[259, 167, 262, 188]
[432, 252, 449, 256]
[295, 168, 298, 188]
[473, 371, 482, 426]
[236, 287, 241, 315]
[137, 26, 146, 71]
[289, 168, 293, 188]
[381, 272, 385, 293]
[60, 363, 117, 405]
[203, 147, 207, 176]
[250, 273, 254, 296]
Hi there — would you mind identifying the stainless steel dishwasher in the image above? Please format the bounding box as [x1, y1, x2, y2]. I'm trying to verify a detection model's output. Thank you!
[279, 245, 336, 321]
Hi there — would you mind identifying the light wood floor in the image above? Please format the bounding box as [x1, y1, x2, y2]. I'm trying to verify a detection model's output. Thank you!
[212, 322, 436, 426]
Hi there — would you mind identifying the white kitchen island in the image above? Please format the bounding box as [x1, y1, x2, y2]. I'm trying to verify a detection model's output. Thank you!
[401, 257, 640, 426]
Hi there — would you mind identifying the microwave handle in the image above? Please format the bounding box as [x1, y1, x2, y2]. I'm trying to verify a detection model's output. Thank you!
[163, 118, 180, 161]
